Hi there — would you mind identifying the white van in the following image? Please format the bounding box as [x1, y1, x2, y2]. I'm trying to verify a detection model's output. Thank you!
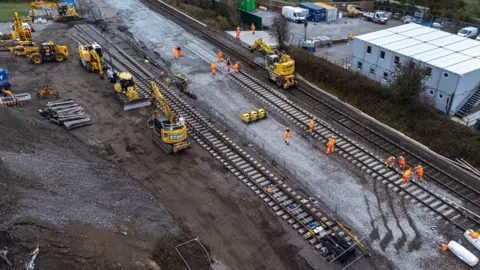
[282, 6, 307, 23]
[458, 27, 478, 39]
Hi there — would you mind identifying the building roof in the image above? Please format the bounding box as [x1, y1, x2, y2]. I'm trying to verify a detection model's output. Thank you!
[355, 24, 480, 75]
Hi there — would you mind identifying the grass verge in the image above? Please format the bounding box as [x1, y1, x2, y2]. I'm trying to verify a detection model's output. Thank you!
[0, 2, 30, 22]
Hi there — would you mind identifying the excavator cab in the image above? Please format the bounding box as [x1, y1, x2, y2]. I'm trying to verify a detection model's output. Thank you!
[114, 72, 139, 100]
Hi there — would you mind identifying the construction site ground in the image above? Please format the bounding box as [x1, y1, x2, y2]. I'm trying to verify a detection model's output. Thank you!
[0, 1, 477, 270]
[0, 22, 322, 270]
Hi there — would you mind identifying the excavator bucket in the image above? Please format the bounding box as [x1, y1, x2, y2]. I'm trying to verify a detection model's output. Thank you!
[123, 97, 151, 111]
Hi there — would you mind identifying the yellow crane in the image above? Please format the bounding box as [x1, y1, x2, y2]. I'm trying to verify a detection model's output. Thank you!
[78, 43, 104, 78]
[148, 81, 190, 154]
[10, 12, 32, 42]
[249, 38, 296, 89]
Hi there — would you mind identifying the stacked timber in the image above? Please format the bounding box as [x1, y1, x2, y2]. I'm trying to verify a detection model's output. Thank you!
[39, 99, 92, 130]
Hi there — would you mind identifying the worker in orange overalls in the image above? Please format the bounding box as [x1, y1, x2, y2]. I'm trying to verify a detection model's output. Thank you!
[385, 156, 395, 169]
[217, 50, 223, 62]
[25, 28, 31, 39]
[398, 156, 406, 170]
[176, 44, 183, 57]
[402, 169, 412, 184]
[251, 23, 255, 34]
[415, 165, 424, 182]
[233, 62, 239, 72]
[325, 136, 335, 154]
[226, 59, 232, 72]
[173, 47, 178, 60]
[211, 62, 216, 75]
[440, 243, 448, 252]
[284, 127, 290, 145]
[308, 119, 314, 134]
[469, 231, 480, 239]
[236, 27, 241, 39]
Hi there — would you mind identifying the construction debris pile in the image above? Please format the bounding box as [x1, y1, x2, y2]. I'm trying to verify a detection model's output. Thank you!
[38, 99, 92, 130]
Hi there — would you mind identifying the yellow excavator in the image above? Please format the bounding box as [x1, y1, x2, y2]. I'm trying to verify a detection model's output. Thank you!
[78, 42, 104, 78]
[31, 1, 81, 22]
[148, 81, 190, 154]
[113, 72, 150, 110]
[8, 12, 36, 56]
[249, 38, 296, 89]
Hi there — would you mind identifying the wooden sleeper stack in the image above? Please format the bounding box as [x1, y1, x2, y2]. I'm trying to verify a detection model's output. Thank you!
[39, 99, 92, 130]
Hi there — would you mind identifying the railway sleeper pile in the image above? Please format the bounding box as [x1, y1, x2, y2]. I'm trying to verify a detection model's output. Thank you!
[39, 99, 92, 130]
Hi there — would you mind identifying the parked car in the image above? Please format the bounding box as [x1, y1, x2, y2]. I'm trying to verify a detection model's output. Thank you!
[282, 6, 307, 23]
[458, 27, 478, 39]
[402, 15, 417, 24]
[363, 11, 388, 24]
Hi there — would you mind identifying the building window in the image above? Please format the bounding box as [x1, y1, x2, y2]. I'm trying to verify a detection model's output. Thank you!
[438, 93, 444, 99]
[369, 67, 375, 75]
[394, 56, 400, 64]
[428, 89, 434, 96]
[426, 67, 432, 76]
[380, 50, 385, 59]
[357, 61, 362, 70]
[443, 72, 449, 79]
[367, 46, 372, 54]
[383, 72, 388, 80]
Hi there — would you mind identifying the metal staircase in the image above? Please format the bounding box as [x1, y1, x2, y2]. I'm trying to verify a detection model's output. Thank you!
[455, 87, 480, 118]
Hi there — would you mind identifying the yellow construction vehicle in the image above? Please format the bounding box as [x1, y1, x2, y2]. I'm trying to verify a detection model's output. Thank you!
[148, 81, 190, 153]
[54, 3, 81, 22]
[249, 38, 296, 89]
[241, 108, 267, 124]
[10, 12, 32, 42]
[78, 43, 104, 78]
[113, 72, 150, 110]
[27, 41, 69, 64]
[9, 41, 37, 56]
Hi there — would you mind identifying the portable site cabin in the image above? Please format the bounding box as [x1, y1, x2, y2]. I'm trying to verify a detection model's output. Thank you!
[351, 23, 480, 116]
[314, 2, 338, 22]
[299, 2, 325, 22]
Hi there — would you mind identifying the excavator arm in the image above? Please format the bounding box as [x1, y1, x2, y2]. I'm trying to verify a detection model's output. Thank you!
[249, 39, 275, 55]
[91, 50, 104, 78]
[11, 12, 30, 41]
[150, 81, 174, 124]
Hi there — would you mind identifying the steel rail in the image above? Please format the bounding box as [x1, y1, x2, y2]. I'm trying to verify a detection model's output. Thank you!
[139, 0, 480, 223]
[72, 24, 365, 264]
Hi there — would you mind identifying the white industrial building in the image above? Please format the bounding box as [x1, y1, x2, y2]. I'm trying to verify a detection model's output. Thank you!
[351, 23, 480, 117]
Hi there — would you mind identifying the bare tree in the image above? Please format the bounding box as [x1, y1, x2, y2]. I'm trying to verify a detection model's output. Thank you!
[270, 15, 290, 51]
[389, 60, 430, 105]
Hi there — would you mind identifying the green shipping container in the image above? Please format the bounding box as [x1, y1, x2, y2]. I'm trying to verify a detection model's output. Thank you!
[239, 0, 256, 12]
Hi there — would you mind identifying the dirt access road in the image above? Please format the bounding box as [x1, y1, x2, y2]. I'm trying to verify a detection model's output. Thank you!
[0, 22, 331, 269]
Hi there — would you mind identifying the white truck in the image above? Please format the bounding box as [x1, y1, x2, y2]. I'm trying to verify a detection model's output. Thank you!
[363, 11, 388, 24]
[282, 6, 307, 23]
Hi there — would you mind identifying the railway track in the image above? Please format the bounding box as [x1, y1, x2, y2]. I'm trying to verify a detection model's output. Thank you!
[291, 87, 480, 212]
[71, 24, 366, 265]
[139, 0, 480, 231]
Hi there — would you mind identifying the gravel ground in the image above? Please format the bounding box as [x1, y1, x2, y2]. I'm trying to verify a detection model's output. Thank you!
[1, 150, 174, 236]
[94, 0, 480, 269]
